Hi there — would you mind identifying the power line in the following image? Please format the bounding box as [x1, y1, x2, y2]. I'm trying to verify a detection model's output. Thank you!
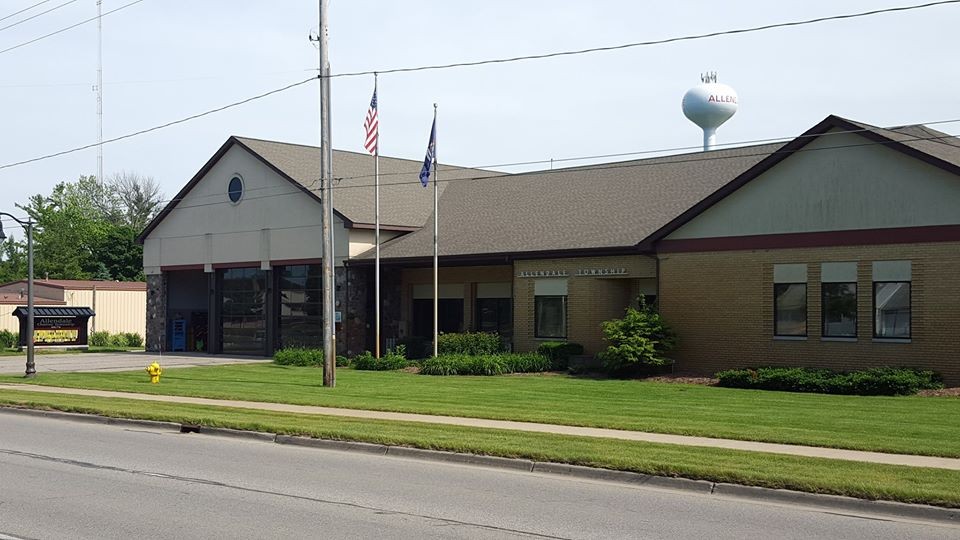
[0, 76, 317, 171]
[0, 0, 77, 33]
[0, 1, 50, 24]
[326, 0, 960, 79]
[0, 0, 143, 56]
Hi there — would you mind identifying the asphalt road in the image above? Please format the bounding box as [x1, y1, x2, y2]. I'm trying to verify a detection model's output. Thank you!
[0, 352, 268, 375]
[0, 412, 955, 540]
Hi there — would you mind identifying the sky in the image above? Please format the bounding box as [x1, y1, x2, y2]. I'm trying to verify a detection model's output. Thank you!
[0, 0, 958, 238]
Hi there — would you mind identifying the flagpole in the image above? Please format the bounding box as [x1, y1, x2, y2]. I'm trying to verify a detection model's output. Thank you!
[374, 74, 381, 359]
[432, 103, 439, 358]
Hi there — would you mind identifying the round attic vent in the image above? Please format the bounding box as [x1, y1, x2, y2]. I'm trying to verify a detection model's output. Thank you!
[228, 175, 244, 203]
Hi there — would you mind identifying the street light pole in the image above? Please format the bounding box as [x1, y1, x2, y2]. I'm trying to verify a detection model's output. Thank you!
[0, 213, 35, 378]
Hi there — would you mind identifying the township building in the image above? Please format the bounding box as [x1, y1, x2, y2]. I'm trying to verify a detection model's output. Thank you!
[140, 116, 960, 384]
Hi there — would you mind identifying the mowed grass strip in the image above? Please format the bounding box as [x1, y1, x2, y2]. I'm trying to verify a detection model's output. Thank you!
[3, 364, 958, 457]
[0, 389, 957, 508]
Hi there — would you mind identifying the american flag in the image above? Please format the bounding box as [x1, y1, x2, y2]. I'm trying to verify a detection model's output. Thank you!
[363, 87, 378, 154]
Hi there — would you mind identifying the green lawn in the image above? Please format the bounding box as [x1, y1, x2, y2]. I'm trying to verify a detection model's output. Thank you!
[2, 364, 958, 457]
[0, 389, 957, 508]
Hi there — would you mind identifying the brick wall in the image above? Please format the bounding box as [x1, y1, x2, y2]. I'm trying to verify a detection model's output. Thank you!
[658, 242, 960, 385]
[145, 273, 166, 352]
[513, 255, 657, 355]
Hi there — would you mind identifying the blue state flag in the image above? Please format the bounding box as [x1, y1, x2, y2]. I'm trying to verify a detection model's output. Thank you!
[418, 118, 436, 187]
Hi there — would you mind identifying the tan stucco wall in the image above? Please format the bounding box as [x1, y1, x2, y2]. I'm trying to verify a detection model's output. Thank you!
[143, 144, 349, 274]
[513, 255, 657, 355]
[658, 242, 960, 385]
[1, 289, 146, 337]
[348, 229, 403, 257]
[668, 130, 960, 240]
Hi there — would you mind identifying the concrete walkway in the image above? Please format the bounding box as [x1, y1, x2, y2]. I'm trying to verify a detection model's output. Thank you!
[1, 383, 958, 471]
[0, 352, 270, 375]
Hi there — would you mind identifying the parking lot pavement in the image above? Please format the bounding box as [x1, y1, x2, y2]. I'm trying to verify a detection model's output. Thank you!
[0, 351, 269, 375]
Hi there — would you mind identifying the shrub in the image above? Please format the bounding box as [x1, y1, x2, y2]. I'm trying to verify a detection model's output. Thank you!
[0, 329, 17, 349]
[122, 332, 144, 348]
[398, 337, 432, 360]
[352, 347, 408, 371]
[598, 306, 676, 376]
[420, 353, 551, 376]
[536, 341, 584, 370]
[89, 331, 110, 347]
[437, 332, 504, 356]
[716, 366, 943, 396]
[336, 355, 350, 367]
[273, 348, 324, 367]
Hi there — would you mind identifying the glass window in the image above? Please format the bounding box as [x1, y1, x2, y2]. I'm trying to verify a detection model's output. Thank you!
[476, 298, 512, 338]
[535, 296, 567, 339]
[278, 264, 323, 349]
[774, 283, 806, 337]
[228, 176, 243, 203]
[822, 283, 857, 338]
[412, 299, 464, 337]
[220, 268, 266, 354]
[874, 282, 911, 339]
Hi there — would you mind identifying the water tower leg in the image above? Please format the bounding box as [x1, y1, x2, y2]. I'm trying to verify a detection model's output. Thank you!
[703, 128, 717, 151]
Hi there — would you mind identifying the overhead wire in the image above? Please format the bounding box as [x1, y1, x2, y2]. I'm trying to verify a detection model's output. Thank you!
[325, 0, 960, 79]
[0, 0, 956, 178]
[0, 0, 77, 33]
[0, 0, 144, 56]
[0, 1, 50, 24]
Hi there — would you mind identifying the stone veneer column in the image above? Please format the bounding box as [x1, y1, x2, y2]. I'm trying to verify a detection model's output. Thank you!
[146, 273, 167, 352]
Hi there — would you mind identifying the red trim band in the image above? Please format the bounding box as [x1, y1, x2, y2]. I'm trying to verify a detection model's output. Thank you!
[657, 225, 960, 253]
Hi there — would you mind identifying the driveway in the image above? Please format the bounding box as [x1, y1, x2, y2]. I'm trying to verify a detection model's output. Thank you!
[0, 351, 269, 375]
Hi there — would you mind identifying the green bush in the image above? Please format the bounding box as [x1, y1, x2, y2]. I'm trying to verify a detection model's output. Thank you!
[89, 331, 110, 347]
[419, 353, 551, 376]
[716, 366, 943, 396]
[352, 346, 408, 371]
[437, 332, 504, 355]
[0, 329, 17, 349]
[598, 306, 677, 376]
[336, 355, 350, 367]
[121, 332, 144, 348]
[536, 341, 584, 370]
[273, 348, 324, 367]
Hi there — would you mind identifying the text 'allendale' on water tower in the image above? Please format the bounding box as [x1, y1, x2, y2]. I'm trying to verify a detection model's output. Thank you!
[682, 72, 738, 151]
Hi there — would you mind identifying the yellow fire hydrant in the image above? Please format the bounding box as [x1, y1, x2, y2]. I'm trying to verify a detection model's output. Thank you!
[146, 361, 163, 384]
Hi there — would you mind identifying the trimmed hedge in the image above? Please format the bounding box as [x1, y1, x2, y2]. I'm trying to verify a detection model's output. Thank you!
[274, 348, 324, 367]
[352, 347, 408, 371]
[0, 329, 18, 349]
[419, 353, 551, 376]
[437, 332, 504, 356]
[536, 341, 584, 370]
[89, 331, 143, 348]
[716, 366, 943, 396]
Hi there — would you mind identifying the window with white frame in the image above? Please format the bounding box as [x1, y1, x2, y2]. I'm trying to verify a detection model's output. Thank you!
[534, 278, 567, 339]
[873, 261, 911, 339]
[821, 262, 857, 338]
[774, 264, 807, 337]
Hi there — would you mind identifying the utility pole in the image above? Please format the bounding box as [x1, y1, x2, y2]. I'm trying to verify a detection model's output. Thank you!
[318, 0, 336, 387]
[96, 0, 103, 185]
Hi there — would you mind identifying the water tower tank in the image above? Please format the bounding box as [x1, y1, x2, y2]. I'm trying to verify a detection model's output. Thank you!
[682, 72, 738, 151]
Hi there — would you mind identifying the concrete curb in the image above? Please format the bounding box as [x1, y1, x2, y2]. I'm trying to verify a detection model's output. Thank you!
[1, 405, 956, 524]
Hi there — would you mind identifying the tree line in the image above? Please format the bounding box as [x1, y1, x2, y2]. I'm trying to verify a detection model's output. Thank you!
[0, 173, 162, 283]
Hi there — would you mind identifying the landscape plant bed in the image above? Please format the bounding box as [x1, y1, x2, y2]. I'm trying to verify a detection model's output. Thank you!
[0, 389, 958, 508]
[3, 364, 959, 458]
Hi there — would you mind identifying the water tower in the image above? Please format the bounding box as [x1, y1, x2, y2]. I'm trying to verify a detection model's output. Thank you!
[682, 72, 738, 151]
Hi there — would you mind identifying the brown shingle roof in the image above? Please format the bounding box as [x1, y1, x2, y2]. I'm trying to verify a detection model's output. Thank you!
[0, 293, 65, 305]
[366, 142, 782, 260]
[362, 115, 960, 261]
[234, 137, 498, 229]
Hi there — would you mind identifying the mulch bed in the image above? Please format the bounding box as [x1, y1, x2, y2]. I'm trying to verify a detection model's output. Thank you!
[918, 387, 960, 397]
